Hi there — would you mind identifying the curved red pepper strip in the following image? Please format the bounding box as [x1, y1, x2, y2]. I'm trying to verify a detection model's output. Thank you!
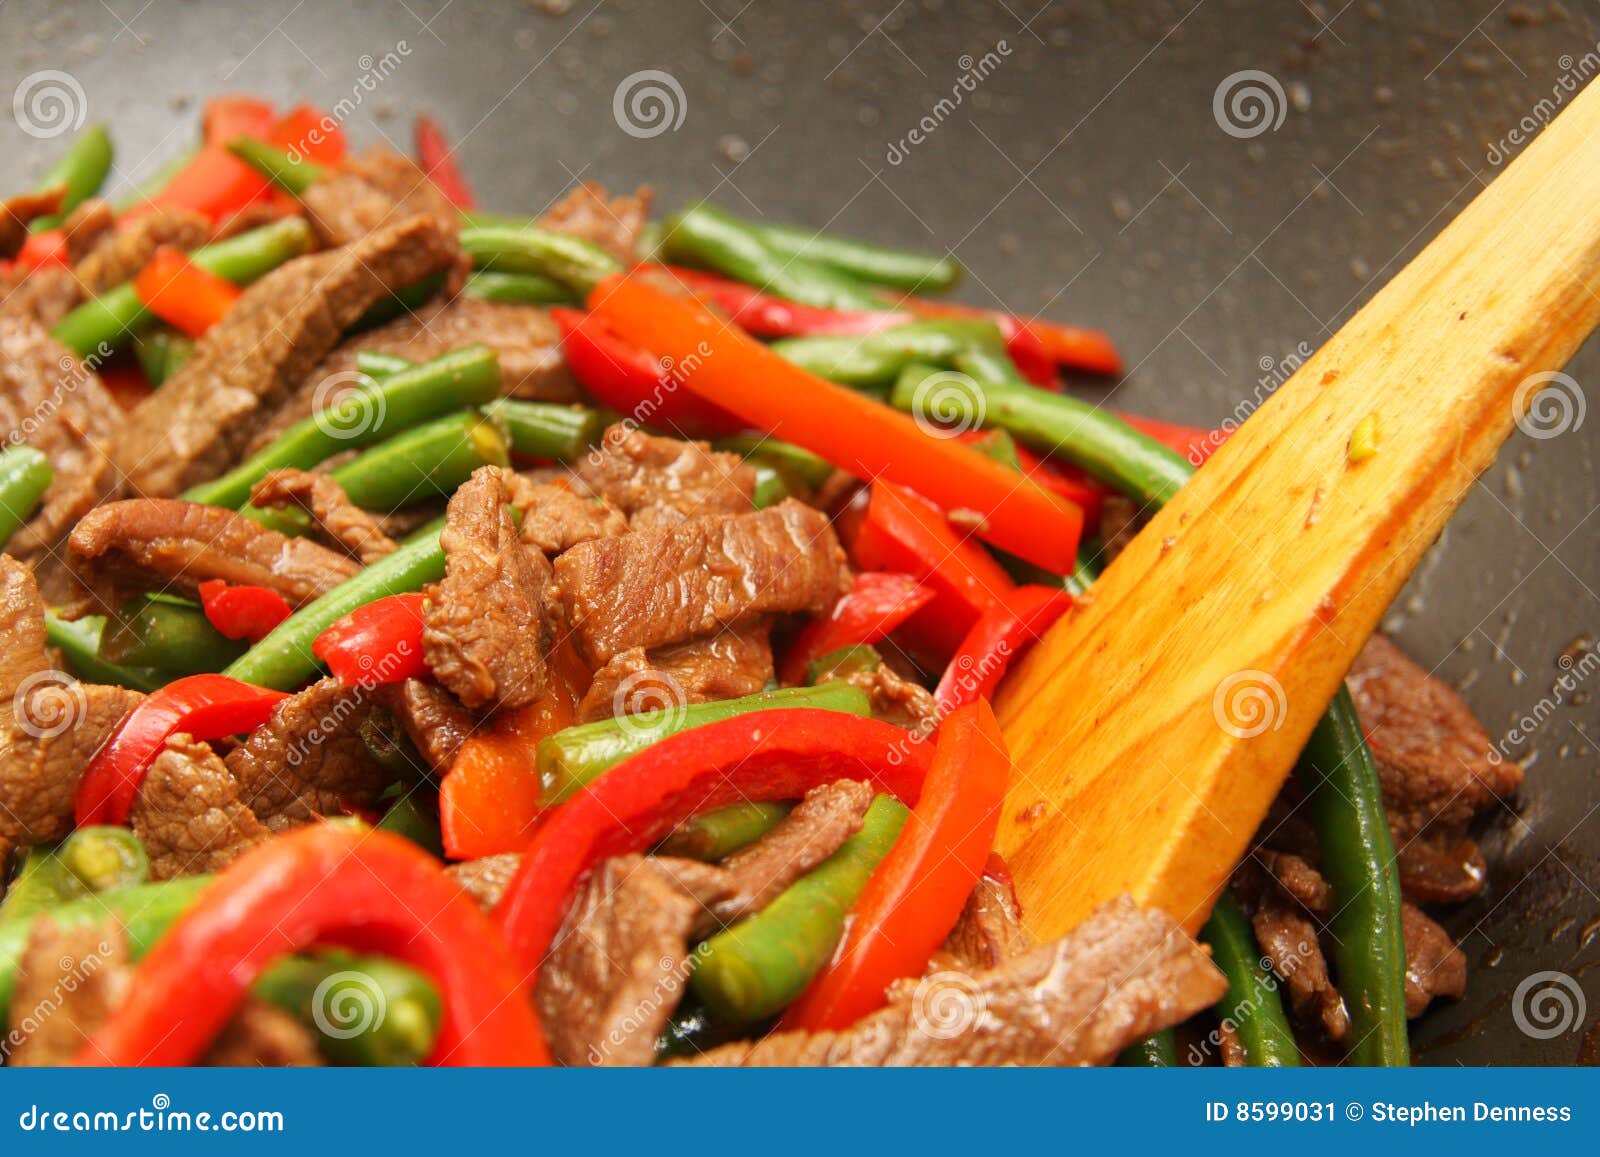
[934, 584, 1072, 715]
[197, 579, 293, 643]
[414, 115, 476, 210]
[779, 571, 932, 686]
[311, 592, 430, 687]
[783, 701, 1011, 1030]
[74, 675, 289, 827]
[75, 826, 548, 1066]
[494, 708, 934, 975]
[650, 264, 912, 338]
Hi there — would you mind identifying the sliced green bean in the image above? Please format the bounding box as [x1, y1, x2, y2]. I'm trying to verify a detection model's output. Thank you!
[749, 463, 789, 508]
[0, 446, 53, 550]
[1202, 892, 1301, 1066]
[132, 328, 194, 387]
[55, 827, 150, 897]
[251, 952, 442, 1066]
[714, 434, 834, 489]
[29, 123, 113, 232]
[749, 216, 961, 292]
[806, 644, 883, 685]
[464, 269, 574, 305]
[0, 850, 75, 925]
[355, 351, 418, 379]
[225, 137, 324, 196]
[43, 613, 162, 692]
[458, 225, 621, 296]
[484, 398, 605, 461]
[772, 319, 1003, 388]
[657, 802, 793, 862]
[98, 595, 245, 675]
[376, 795, 444, 860]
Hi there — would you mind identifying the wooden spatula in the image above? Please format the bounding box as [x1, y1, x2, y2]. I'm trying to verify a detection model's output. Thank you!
[994, 79, 1600, 939]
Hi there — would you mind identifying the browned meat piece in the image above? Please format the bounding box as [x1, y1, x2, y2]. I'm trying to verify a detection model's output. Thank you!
[0, 314, 124, 571]
[72, 207, 209, 295]
[201, 999, 324, 1067]
[210, 200, 298, 242]
[423, 467, 551, 710]
[575, 424, 755, 526]
[0, 556, 140, 845]
[940, 864, 1031, 971]
[539, 181, 652, 262]
[60, 198, 118, 261]
[381, 678, 476, 776]
[577, 625, 774, 723]
[1098, 492, 1141, 565]
[502, 473, 628, 555]
[69, 499, 360, 615]
[129, 734, 269, 880]
[1251, 892, 1348, 1041]
[555, 499, 848, 666]
[1257, 849, 1331, 911]
[1397, 834, 1487, 904]
[446, 852, 522, 910]
[113, 215, 459, 496]
[823, 665, 940, 733]
[0, 188, 65, 259]
[680, 897, 1225, 1067]
[536, 854, 732, 1066]
[250, 468, 398, 564]
[6, 917, 129, 1066]
[302, 148, 461, 249]
[0, 264, 83, 327]
[1400, 902, 1467, 1016]
[224, 678, 389, 831]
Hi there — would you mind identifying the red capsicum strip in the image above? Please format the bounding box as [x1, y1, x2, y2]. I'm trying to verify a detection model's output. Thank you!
[587, 275, 1083, 574]
[494, 708, 934, 974]
[311, 592, 430, 687]
[650, 264, 912, 338]
[75, 825, 548, 1066]
[934, 584, 1072, 714]
[414, 115, 476, 210]
[132, 246, 242, 338]
[198, 579, 293, 643]
[894, 293, 1123, 377]
[784, 701, 1012, 1030]
[779, 571, 931, 685]
[74, 674, 289, 827]
[272, 104, 347, 164]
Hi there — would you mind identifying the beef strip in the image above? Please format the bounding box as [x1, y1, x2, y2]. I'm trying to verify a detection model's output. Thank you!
[72, 207, 209, 296]
[1400, 902, 1468, 1016]
[536, 853, 733, 1067]
[301, 147, 461, 249]
[202, 999, 324, 1067]
[423, 466, 551, 710]
[381, 678, 476, 776]
[224, 677, 389, 831]
[680, 897, 1225, 1067]
[577, 624, 774, 723]
[1396, 835, 1488, 904]
[0, 188, 64, 259]
[0, 265, 82, 328]
[0, 556, 140, 845]
[59, 199, 118, 263]
[823, 664, 940, 733]
[1250, 889, 1350, 1041]
[555, 499, 847, 666]
[69, 499, 360, 615]
[575, 424, 755, 527]
[939, 863, 1032, 972]
[250, 468, 398, 564]
[501, 472, 629, 555]
[129, 734, 269, 880]
[446, 852, 522, 910]
[5, 917, 128, 1067]
[113, 215, 459, 496]
[539, 181, 652, 262]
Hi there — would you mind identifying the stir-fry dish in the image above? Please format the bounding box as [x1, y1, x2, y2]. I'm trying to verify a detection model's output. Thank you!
[0, 98, 1519, 1068]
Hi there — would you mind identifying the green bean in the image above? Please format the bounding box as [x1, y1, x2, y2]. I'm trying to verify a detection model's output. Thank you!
[713, 434, 834, 489]
[655, 998, 762, 1061]
[658, 802, 792, 862]
[0, 851, 75, 925]
[43, 613, 163, 692]
[484, 398, 605, 461]
[222, 524, 447, 691]
[250, 952, 442, 1066]
[459, 211, 531, 231]
[772, 319, 1003, 388]
[350, 273, 446, 333]
[132, 328, 194, 387]
[749, 463, 789, 509]
[538, 683, 872, 806]
[1117, 1031, 1178, 1067]
[29, 123, 113, 232]
[463, 269, 574, 305]
[458, 225, 622, 296]
[1202, 892, 1301, 1066]
[660, 203, 882, 311]
[225, 138, 324, 196]
[690, 795, 909, 1022]
[1295, 687, 1409, 1066]
[747, 216, 961, 292]
[376, 795, 444, 859]
[326, 409, 508, 510]
[0, 446, 53, 550]
[51, 217, 316, 357]
[806, 644, 883, 685]
[182, 346, 502, 509]
[54, 827, 150, 897]
[354, 351, 417, 379]
[98, 595, 245, 675]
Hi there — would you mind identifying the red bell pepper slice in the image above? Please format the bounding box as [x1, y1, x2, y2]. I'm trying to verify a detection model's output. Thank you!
[414, 115, 476, 210]
[650, 264, 912, 338]
[587, 275, 1083, 574]
[197, 579, 293, 643]
[14, 229, 66, 270]
[202, 96, 278, 145]
[551, 306, 744, 438]
[272, 104, 347, 165]
[934, 584, 1072, 714]
[1007, 441, 1105, 528]
[76, 825, 547, 1066]
[73, 674, 289, 827]
[1117, 411, 1229, 466]
[850, 482, 1016, 658]
[782, 701, 1011, 1030]
[895, 294, 1122, 377]
[132, 246, 241, 338]
[779, 571, 931, 686]
[494, 708, 934, 973]
[311, 593, 430, 687]
[126, 146, 273, 222]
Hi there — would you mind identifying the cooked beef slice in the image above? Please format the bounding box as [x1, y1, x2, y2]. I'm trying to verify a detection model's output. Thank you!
[59, 199, 118, 263]
[555, 499, 847, 666]
[114, 215, 458, 495]
[1396, 834, 1488, 904]
[823, 664, 940, 733]
[72, 207, 209, 296]
[0, 264, 83, 327]
[539, 182, 652, 262]
[939, 864, 1032, 972]
[0, 188, 65, 259]
[6, 917, 129, 1067]
[502, 473, 629, 555]
[575, 425, 755, 526]
[301, 148, 461, 249]
[202, 999, 324, 1067]
[250, 468, 398, 564]
[224, 678, 388, 830]
[446, 852, 522, 910]
[0, 314, 125, 567]
[536, 853, 733, 1067]
[0, 556, 140, 845]
[129, 734, 269, 880]
[1251, 890, 1350, 1041]
[422, 467, 551, 710]
[1400, 902, 1468, 1016]
[69, 499, 360, 614]
[577, 625, 774, 723]
[381, 678, 476, 776]
[680, 897, 1225, 1067]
